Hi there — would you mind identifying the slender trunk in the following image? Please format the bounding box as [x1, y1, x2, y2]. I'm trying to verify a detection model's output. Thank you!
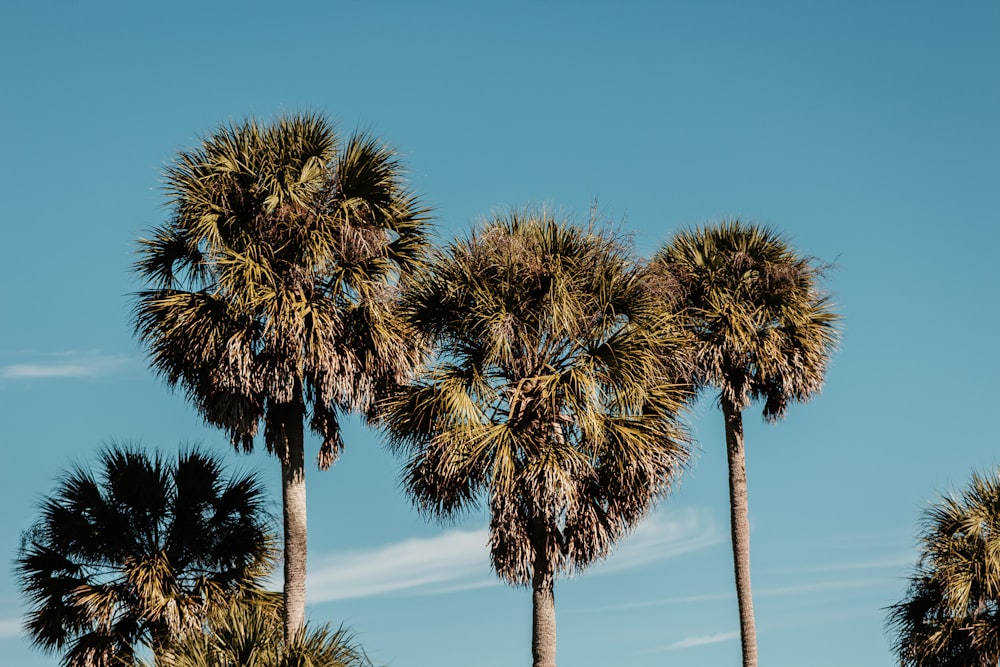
[722, 397, 758, 667]
[277, 402, 307, 641]
[530, 520, 557, 667]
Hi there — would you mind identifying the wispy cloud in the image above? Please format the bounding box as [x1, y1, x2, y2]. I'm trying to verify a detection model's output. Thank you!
[304, 506, 720, 603]
[587, 575, 896, 615]
[774, 553, 916, 575]
[306, 529, 493, 603]
[577, 590, 735, 614]
[756, 577, 892, 599]
[635, 629, 740, 655]
[0, 351, 132, 380]
[591, 506, 724, 575]
[670, 631, 740, 649]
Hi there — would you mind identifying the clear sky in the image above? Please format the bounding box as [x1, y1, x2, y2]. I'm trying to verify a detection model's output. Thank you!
[1, 2, 998, 665]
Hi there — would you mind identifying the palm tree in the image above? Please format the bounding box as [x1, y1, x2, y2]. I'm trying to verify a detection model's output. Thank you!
[14, 445, 274, 667]
[381, 211, 692, 667]
[133, 112, 430, 638]
[161, 599, 374, 667]
[653, 220, 840, 667]
[887, 469, 1000, 667]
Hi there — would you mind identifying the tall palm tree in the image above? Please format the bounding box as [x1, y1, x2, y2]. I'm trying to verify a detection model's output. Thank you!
[653, 220, 840, 667]
[160, 599, 374, 667]
[14, 445, 274, 667]
[381, 211, 692, 667]
[887, 469, 1000, 667]
[133, 113, 429, 638]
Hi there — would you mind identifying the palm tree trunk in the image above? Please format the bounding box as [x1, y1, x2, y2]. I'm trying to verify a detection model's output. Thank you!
[722, 396, 758, 667]
[530, 520, 557, 667]
[275, 401, 308, 641]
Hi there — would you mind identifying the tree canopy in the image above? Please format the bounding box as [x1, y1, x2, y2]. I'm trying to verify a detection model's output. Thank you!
[133, 112, 430, 468]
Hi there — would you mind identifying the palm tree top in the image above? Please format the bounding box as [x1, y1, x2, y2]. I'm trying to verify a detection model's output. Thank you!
[384, 210, 692, 585]
[15, 444, 275, 667]
[133, 112, 431, 466]
[654, 218, 841, 420]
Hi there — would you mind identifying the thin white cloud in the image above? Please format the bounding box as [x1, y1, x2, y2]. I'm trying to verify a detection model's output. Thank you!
[0, 351, 132, 380]
[755, 577, 891, 598]
[0, 617, 21, 639]
[306, 529, 493, 603]
[635, 630, 740, 655]
[304, 506, 720, 603]
[670, 631, 740, 649]
[577, 590, 735, 614]
[585, 576, 894, 615]
[591, 506, 724, 575]
[775, 553, 916, 575]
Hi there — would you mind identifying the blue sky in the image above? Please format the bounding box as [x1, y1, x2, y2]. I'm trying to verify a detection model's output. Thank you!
[1, 1, 998, 665]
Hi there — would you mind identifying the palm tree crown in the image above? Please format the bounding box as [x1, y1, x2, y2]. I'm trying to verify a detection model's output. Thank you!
[382, 211, 691, 666]
[15, 445, 274, 667]
[134, 112, 429, 466]
[887, 469, 1000, 667]
[654, 219, 839, 419]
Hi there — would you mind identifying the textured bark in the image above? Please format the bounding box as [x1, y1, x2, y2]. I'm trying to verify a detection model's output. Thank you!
[723, 397, 758, 667]
[530, 522, 557, 667]
[278, 404, 308, 641]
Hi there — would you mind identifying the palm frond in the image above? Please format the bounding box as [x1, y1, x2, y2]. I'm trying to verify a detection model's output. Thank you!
[160, 597, 375, 667]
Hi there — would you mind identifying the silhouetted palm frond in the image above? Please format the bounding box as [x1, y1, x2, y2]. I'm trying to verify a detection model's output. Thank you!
[14, 444, 275, 667]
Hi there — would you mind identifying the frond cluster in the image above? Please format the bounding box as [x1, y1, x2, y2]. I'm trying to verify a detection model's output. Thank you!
[14, 445, 275, 667]
[887, 469, 1000, 666]
[133, 113, 430, 466]
[653, 219, 841, 419]
[161, 598, 374, 667]
[382, 211, 692, 585]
